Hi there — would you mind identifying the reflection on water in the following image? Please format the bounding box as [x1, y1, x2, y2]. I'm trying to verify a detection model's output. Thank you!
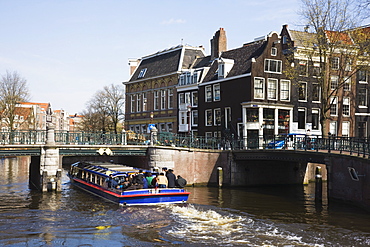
[0, 158, 370, 246]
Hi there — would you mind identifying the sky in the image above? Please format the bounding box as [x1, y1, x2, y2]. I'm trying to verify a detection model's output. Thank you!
[0, 0, 303, 115]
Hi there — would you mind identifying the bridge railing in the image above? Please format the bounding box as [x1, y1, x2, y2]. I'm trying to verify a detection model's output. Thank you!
[0, 131, 369, 157]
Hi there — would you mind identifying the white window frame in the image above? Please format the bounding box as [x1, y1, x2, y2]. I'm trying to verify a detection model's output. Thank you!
[130, 94, 135, 113]
[136, 93, 141, 112]
[312, 109, 320, 130]
[192, 110, 198, 126]
[205, 85, 212, 102]
[343, 97, 350, 116]
[254, 77, 265, 99]
[224, 107, 231, 129]
[192, 91, 198, 107]
[205, 109, 213, 126]
[298, 81, 307, 101]
[342, 121, 350, 137]
[264, 59, 282, 73]
[344, 77, 351, 91]
[331, 57, 340, 70]
[330, 121, 337, 135]
[267, 78, 278, 100]
[358, 84, 367, 107]
[213, 84, 221, 101]
[167, 89, 173, 109]
[154, 91, 159, 110]
[214, 108, 221, 126]
[161, 90, 166, 109]
[330, 96, 338, 116]
[312, 83, 321, 102]
[271, 47, 277, 56]
[331, 76, 338, 90]
[280, 79, 290, 101]
[142, 92, 147, 111]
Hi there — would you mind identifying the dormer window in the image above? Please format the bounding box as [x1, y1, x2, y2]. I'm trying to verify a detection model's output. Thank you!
[138, 68, 147, 78]
[218, 58, 234, 79]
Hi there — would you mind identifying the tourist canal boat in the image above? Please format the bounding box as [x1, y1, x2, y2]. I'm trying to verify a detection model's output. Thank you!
[68, 161, 190, 206]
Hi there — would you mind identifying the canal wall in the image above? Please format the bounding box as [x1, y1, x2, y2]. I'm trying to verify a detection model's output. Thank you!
[147, 147, 228, 186]
[327, 154, 370, 209]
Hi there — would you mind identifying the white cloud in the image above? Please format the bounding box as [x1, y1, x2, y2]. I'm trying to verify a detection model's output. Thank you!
[161, 18, 186, 25]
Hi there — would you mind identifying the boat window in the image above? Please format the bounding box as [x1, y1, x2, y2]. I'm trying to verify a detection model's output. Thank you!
[91, 174, 95, 183]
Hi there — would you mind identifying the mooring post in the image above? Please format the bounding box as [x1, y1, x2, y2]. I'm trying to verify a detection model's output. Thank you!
[150, 126, 158, 146]
[315, 166, 322, 202]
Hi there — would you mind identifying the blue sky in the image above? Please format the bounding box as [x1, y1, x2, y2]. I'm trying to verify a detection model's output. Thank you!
[0, 0, 302, 114]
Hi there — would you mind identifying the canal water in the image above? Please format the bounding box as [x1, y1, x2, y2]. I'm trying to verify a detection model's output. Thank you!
[1, 157, 370, 246]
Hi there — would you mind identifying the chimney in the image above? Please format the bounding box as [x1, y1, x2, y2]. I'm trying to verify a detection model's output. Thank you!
[128, 59, 140, 76]
[210, 28, 227, 60]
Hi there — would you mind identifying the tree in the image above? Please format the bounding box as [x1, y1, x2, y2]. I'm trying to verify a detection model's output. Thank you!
[80, 84, 125, 133]
[286, 0, 369, 136]
[0, 71, 31, 131]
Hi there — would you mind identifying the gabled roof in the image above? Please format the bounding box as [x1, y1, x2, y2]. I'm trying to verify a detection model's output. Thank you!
[18, 102, 50, 111]
[203, 41, 266, 83]
[128, 45, 205, 82]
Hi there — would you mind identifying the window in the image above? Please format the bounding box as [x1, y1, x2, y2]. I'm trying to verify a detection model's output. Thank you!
[343, 97, 350, 116]
[138, 68, 147, 78]
[130, 95, 135, 113]
[298, 61, 307, 76]
[218, 63, 225, 78]
[330, 121, 337, 135]
[142, 93, 147, 111]
[161, 90, 166, 109]
[331, 76, 338, 90]
[358, 122, 367, 137]
[280, 80, 290, 101]
[224, 107, 231, 129]
[267, 78, 277, 100]
[342, 121, 350, 137]
[358, 84, 367, 107]
[312, 109, 319, 130]
[192, 92, 198, 107]
[214, 108, 221, 126]
[186, 72, 191, 85]
[254, 77, 265, 99]
[179, 74, 185, 85]
[312, 83, 320, 102]
[180, 112, 186, 125]
[192, 110, 198, 126]
[154, 91, 159, 110]
[331, 57, 340, 70]
[192, 71, 199, 84]
[282, 35, 288, 44]
[271, 47, 277, 56]
[298, 82, 307, 101]
[205, 86, 212, 102]
[312, 63, 321, 77]
[213, 84, 221, 101]
[167, 89, 173, 109]
[264, 59, 282, 73]
[185, 92, 191, 105]
[330, 97, 338, 116]
[205, 109, 213, 126]
[344, 77, 351, 91]
[298, 109, 306, 129]
[246, 108, 258, 122]
[178, 93, 185, 105]
[345, 59, 352, 71]
[205, 132, 213, 139]
[136, 93, 141, 112]
[359, 70, 368, 83]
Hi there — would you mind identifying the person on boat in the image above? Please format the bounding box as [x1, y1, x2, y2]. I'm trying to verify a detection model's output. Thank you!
[105, 174, 116, 188]
[132, 170, 145, 189]
[176, 175, 187, 188]
[145, 172, 154, 188]
[156, 173, 168, 188]
[119, 177, 131, 190]
[166, 169, 176, 188]
[151, 174, 158, 188]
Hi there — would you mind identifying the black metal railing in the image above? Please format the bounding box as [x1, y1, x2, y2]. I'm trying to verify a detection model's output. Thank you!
[0, 131, 369, 157]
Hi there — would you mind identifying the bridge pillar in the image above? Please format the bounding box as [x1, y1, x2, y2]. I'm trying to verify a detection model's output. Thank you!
[40, 123, 61, 192]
